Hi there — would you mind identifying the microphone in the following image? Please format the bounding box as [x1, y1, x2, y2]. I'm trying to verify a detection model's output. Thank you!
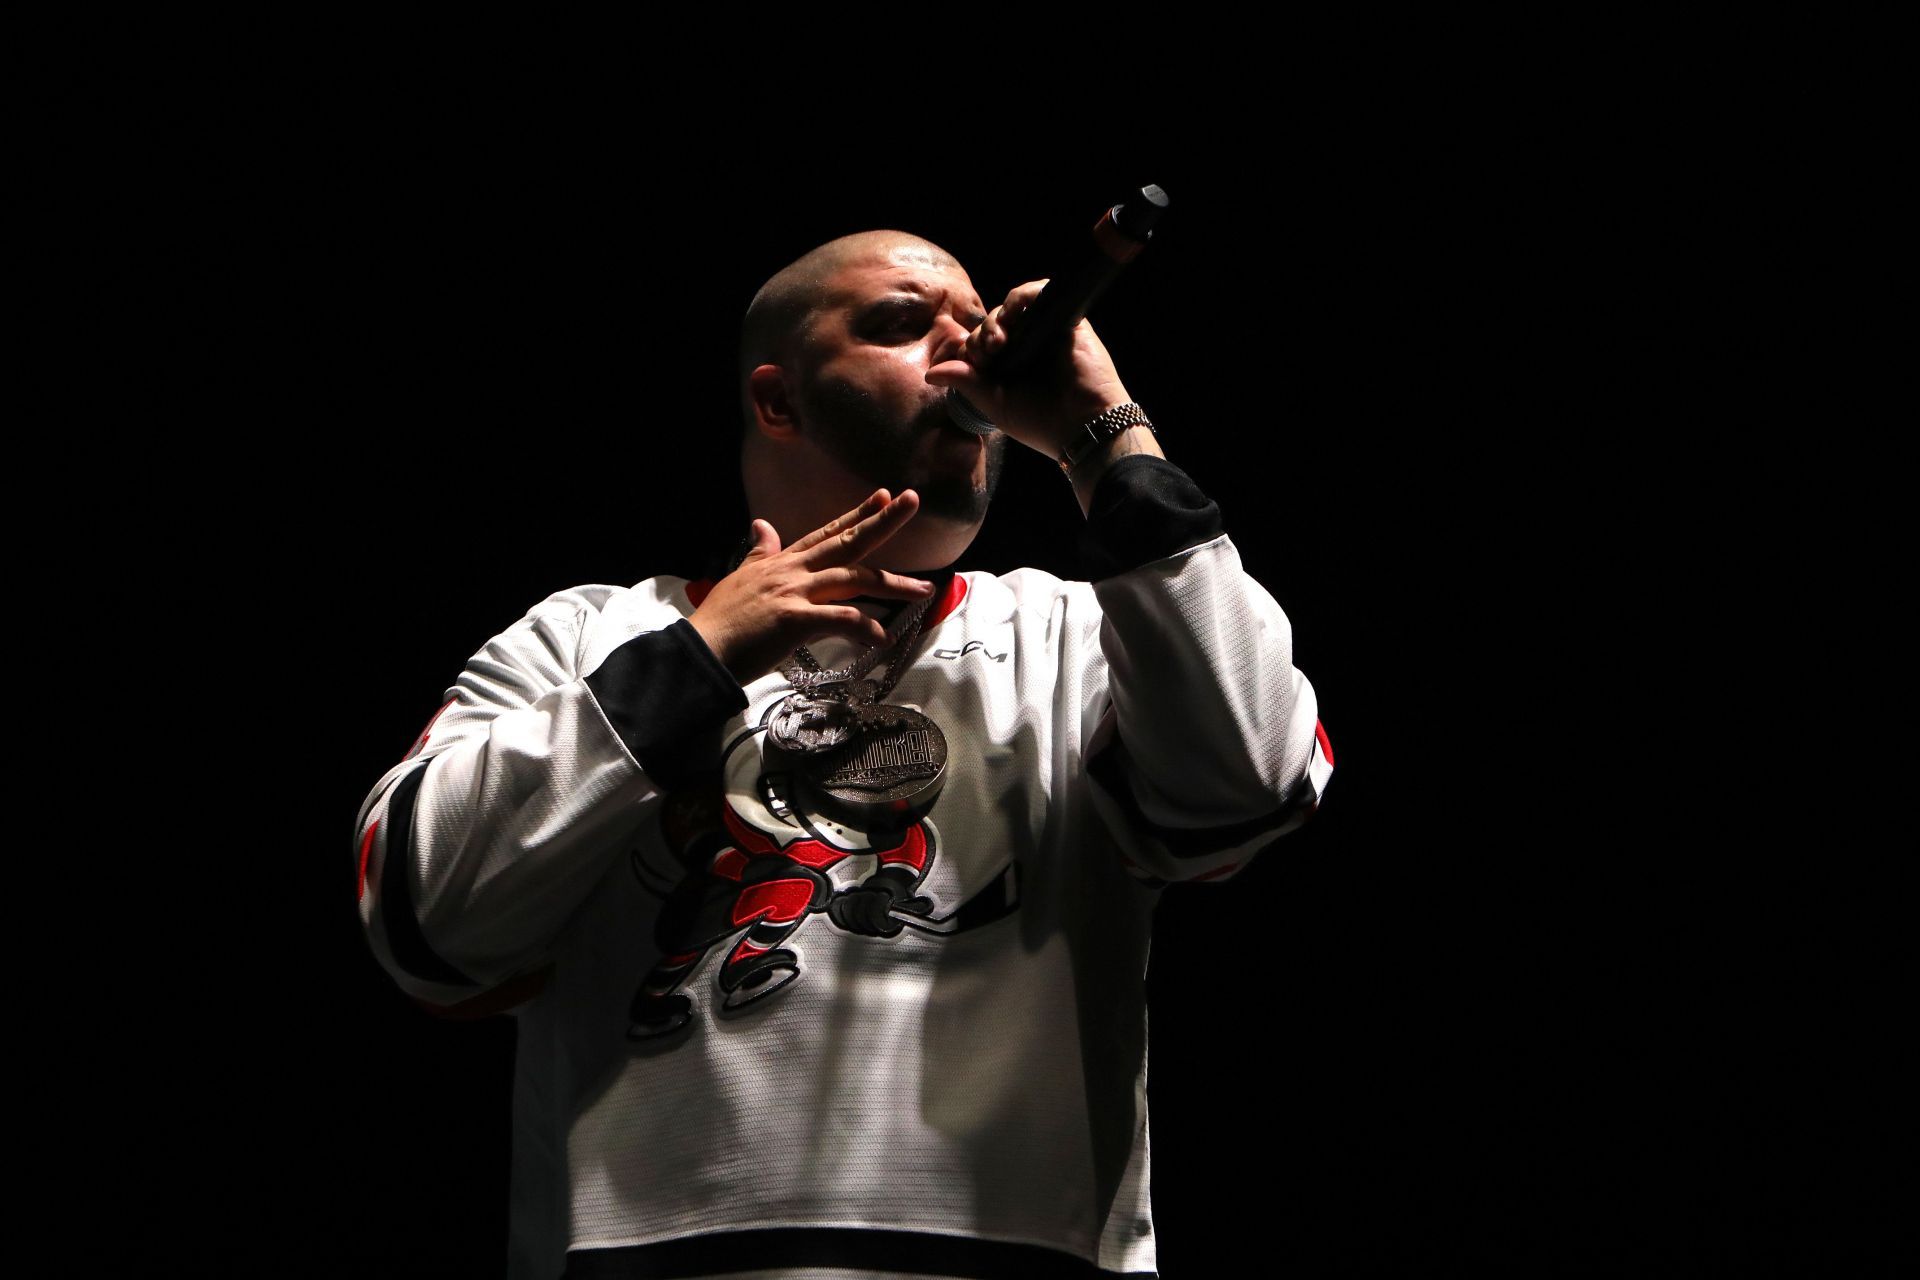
[944, 184, 1170, 436]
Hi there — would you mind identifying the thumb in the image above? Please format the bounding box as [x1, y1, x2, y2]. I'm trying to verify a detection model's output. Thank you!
[745, 518, 781, 557]
[925, 359, 987, 403]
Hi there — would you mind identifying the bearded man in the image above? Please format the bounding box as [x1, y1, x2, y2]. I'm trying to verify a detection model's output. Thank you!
[354, 229, 1334, 1280]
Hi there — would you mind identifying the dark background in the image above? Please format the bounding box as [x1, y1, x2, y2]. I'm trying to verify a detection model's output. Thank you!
[154, 69, 1906, 1278]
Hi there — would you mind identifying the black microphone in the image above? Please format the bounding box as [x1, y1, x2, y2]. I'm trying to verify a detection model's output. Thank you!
[945, 184, 1169, 436]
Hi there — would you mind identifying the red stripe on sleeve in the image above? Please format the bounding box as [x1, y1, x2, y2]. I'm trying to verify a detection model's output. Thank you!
[403, 699, 456, 763]
[357, 820, 378, 903]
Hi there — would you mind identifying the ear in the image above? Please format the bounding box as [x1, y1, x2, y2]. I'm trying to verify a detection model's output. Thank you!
[747, 364, 803, 440]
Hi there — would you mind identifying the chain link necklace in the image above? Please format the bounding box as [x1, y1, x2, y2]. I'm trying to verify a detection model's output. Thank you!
[783, 592, 933, 705]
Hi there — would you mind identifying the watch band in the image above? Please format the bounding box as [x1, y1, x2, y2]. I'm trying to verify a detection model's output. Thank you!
[1058, 402, 1155, 478]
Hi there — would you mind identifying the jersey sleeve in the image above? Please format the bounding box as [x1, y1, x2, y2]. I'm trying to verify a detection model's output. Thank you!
[1074, 455, 1334, 886]
[352, 587, 748, 1014]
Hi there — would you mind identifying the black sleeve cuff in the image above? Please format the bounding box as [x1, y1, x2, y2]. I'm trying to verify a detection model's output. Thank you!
[585, 618, 749, 791]
[1076, 453, 1226, 582]
[378, 765, 479, 987]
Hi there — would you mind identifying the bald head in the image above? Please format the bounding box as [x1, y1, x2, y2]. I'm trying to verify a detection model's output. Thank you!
[737, 230, 961, 436]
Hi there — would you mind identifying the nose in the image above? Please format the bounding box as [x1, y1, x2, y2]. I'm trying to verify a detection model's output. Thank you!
[930, 312, 973, 365]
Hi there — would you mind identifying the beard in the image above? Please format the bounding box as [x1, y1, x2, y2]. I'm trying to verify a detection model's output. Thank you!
[795, 375, 1008, 526]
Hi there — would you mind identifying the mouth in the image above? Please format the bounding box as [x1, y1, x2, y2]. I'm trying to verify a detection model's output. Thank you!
[928, 411, 986, 464]
[925, 399, 989, 438]
[919, 398, 970, 435]
[938, 389, 997, 437]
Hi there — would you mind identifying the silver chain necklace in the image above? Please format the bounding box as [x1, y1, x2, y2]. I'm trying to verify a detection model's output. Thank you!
[784, 593, 934, 704]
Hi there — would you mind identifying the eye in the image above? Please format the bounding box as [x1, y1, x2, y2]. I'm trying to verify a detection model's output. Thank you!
[865, 306, 929, 341]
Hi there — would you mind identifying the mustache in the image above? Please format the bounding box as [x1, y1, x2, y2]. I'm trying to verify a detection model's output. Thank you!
[917, 395, 960, 432]
[921, 389, 996, 436]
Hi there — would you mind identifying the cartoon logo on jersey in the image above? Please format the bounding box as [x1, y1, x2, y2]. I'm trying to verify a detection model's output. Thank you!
[626, 698, 1019, 1041]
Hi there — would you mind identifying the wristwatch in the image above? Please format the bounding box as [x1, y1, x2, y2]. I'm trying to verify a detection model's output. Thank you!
[1058, 402, 1154, 478]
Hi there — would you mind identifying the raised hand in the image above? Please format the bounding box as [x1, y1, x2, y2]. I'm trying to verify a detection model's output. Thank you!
[687, 489, 937, 684]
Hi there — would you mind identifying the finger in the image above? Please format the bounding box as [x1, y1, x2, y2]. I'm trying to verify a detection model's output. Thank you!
[808, 564, 936, 602]
[787, 489, 890, 557]
[811, 605, 891, 647]
[797, 488, 920, 567]
[786, 489, 890, 557]
[741, 518, 782, 559]
[965, 308, 1009, 362]
[1003, 278, 1048, 317]
[926, 356, 987, 397]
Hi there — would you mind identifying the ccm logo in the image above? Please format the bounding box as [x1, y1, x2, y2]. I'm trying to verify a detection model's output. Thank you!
[933, 641, 1007, 663]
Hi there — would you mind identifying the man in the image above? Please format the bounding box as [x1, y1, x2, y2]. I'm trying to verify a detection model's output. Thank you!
[354, 229, 1334, 1279]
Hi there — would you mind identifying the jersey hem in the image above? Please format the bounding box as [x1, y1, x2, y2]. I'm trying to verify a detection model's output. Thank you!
[568, 1218, 1117, 1266]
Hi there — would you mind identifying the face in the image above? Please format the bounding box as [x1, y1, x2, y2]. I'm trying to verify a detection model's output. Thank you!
[788, 243, 1009, 527]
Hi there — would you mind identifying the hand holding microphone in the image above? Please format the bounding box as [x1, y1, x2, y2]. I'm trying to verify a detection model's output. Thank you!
[930, 183, 1168, 464]
[924, 280, 1135, 463]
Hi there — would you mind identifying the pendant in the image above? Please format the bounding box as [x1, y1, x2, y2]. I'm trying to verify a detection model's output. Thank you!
[766, 704, 948, 831]
[766, 692, 857, 754]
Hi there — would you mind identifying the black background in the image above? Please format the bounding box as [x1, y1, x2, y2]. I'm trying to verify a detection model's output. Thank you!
[152, 64, 1907, 1278]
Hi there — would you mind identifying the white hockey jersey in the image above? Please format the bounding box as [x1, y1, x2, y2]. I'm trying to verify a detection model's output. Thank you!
[353, 456, 1334, 1280]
